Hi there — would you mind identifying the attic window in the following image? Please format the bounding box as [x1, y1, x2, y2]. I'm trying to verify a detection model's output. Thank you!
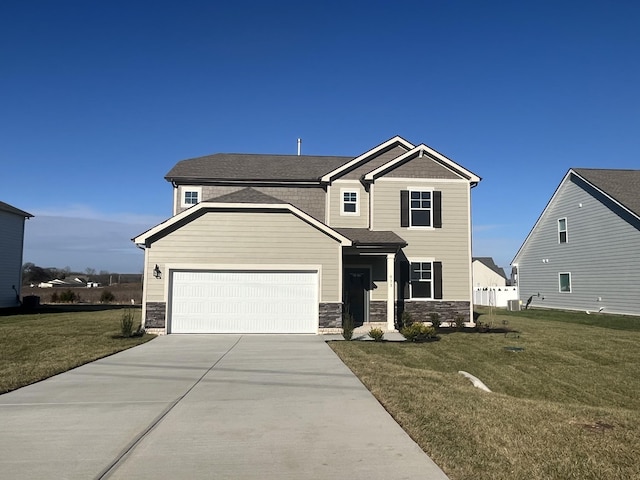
[181, 187, 202, 208]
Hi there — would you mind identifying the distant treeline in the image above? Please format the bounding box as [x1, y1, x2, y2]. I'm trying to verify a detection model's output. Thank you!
[22, 263, 142, 285]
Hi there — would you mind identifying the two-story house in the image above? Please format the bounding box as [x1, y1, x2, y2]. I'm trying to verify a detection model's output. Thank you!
[134, 136, 481, 334]
[512, 168, 640, 316]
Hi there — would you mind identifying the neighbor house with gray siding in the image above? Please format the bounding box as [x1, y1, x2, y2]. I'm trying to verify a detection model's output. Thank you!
[0, 201, 32, 308]
[134, 136, 481, 334]
[512, 168, 640, 316]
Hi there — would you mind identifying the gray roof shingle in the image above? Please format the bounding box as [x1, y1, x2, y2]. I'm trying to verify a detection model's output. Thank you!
[166, 153, 353, 182]
[572, 168, 640, 217]
[335, 228, 407, 247]
[206, 188, 285, 204]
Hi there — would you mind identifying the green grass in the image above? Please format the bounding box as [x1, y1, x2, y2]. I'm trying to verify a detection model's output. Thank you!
[330, 307, 640, 480]
[0, 306, 155, 394]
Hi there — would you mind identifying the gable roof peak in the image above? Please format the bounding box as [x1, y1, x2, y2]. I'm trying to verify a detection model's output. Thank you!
[206, 187, 286, 205]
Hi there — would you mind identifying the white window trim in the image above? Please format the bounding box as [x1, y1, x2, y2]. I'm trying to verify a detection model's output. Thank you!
[409, 257, 435, 301]
[408, 187, 434, 229]
[340, 188, 359, 216]
[181, 187, 202, 208]
[558, 217, 568, 244]
[559, 272, 572, 293]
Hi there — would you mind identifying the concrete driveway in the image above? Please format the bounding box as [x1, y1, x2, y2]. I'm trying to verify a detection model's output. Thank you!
[0, 335, 448, 479]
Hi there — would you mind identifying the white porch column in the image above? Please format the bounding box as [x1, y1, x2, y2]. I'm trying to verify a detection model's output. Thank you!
[386, 253, 396, 331]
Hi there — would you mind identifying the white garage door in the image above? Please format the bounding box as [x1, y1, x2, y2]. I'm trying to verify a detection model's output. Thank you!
[169, 270, 318, 333]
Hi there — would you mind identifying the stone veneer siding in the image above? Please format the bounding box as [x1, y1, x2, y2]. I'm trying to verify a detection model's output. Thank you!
[368, 301, 387, 323]
[319, 303, 342, 328]
[399, 301, 470, 324]
[145, 302, 166, 329]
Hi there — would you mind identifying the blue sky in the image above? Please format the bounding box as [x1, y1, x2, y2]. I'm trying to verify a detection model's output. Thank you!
[2, 1, 639, 273]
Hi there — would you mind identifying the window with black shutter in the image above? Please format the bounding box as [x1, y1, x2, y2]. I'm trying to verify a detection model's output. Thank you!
[400, 190, 442, 228]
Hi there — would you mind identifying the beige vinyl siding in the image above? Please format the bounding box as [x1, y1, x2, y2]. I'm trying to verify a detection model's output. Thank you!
[328, 181, 369, 228]
[340, 145, 409, 180]
[374, 178, 472, 299]
[175, 185, 327, 220]
[145, 210, 341, 303]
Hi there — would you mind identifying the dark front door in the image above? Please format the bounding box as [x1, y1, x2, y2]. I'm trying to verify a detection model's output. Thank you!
[344, 268, 370, 327]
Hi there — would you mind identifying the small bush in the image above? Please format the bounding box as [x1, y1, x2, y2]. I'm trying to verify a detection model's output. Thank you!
[59, 289, 77, 303]
[120, 309, 135, 338]
[100, 290, 116, 303]
[429, 312, 441, 329]
[50, 292, 59, 303]
[401, 311, 413, 329]
[368, 327, 384, 342]
[454, 314, 465, 331]
[400, 322, 437, 342]
[342, 313, 354, 340]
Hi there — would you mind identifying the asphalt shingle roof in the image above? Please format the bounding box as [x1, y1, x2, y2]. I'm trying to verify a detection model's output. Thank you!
[572, 168, 640, 218]
[166, 153, 353, 182]
[205, 188, 285, 204]
[335, 228, 407, 247]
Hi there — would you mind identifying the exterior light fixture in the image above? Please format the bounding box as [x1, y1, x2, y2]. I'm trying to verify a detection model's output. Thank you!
[153, 264, 162, 279]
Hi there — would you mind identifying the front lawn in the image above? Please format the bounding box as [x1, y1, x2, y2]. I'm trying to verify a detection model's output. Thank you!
[330, 307, 640, 480]
[0, 306, 154, 394]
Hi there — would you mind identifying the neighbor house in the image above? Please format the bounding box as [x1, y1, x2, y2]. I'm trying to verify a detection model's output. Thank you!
[0, 201, 32, 308]
[512, 168, 640, 316]
[134, 136, 481, 334]
[472, 257, 508, 288]
[472, 257, 518, 308]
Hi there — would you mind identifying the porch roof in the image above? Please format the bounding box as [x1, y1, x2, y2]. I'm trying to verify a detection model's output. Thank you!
[335, 228, 407, 248]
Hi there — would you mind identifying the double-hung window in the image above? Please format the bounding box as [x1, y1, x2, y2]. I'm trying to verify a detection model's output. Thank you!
[401, 189, 441, 228]
[341, 190, 358, 215]
[410, 190, 432, 227]
[410, 261, 433, 299]
[558, 218, 568, 243]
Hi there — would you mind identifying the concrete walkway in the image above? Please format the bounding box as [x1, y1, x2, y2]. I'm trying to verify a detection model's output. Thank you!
[0, 335, 448, 479]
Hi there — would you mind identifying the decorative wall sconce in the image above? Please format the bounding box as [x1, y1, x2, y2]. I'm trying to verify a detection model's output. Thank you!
[153, 264, 162, 279]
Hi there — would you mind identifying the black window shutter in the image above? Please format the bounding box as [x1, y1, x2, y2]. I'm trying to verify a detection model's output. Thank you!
[400, 190, 409, 227]
[433, 261, 443, 299]
[433, 191, 442, 228]
[400, 261, 410, 299]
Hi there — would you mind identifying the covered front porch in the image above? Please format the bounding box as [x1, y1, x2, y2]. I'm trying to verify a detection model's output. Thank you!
[337, 228, 407, 332]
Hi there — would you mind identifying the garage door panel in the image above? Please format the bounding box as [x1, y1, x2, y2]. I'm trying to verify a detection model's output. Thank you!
[170, 270, 318, 333]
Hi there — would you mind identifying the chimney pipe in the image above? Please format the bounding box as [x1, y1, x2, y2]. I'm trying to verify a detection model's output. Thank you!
[297, 138, 301, 156]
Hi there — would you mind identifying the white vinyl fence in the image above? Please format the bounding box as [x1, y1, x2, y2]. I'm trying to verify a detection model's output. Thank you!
[473, 286, 519, 307]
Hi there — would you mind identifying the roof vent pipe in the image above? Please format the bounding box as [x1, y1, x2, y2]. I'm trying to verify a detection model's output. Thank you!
[419, 149, 423, 158]
[297, 138, 301, 156]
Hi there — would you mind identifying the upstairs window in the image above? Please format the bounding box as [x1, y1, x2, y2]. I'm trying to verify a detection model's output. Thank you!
[400, 189, 442, 228]
[410, 191, 432, 226]
[341, 190, 359, 215]
[558, 218, 568, 243]
[181, 187, 201, 208]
